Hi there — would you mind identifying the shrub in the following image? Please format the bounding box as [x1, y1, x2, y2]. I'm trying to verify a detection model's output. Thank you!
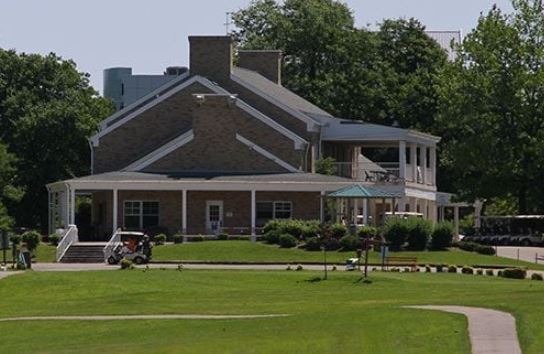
[279, 234, 297, 248]
[500, 268, 527, 279]
[330, 223, 347, 238]
[454, 241, 479, 252]
[404, 267, 411, 273]
[286, 265, 292, 271]
[264, 230, 281, 244]
[188, 235, 204, 242]
[476, 269, 484, 275]
[263, 220, 282, 234]
[339, 235, 360, 251]
[173, 234, 184, 244]
[486, 269, 494, 276]
[358, 226, 378, 239]
[217, 232, 228, 241]
[461, 266, 474, 275]
[305, 237, 322, 251]
[324, 237, 341, 251]
[498, 270, 504, 277]
[154, 234, 166, 245]
[425, 265, 432, 273]
[390, 267, 400, 272]
[448, 265, 458, 273]
[21, 230, 41, 252]
[383, 217, 409, 251]
[9, 234, 21, 246]
[282, 220, 306, 239]
[296, 264, 303, 271]
[531, 273, 543, 281]
[332, 265, 337, 271]
[430, 222, 454, 250]
[48, 233, 61, 246]
[436, 264, 445, 273]
[405, 218, 433, 251]
[476, 245, 496, 256]
[301, 221, 320, 239]
[120, 258, 133, 270]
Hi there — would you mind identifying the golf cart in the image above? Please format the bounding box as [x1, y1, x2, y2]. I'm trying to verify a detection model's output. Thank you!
[105, 231, 152, 265]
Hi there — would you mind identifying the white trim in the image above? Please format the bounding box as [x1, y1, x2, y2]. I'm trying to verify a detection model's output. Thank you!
[90, 76, 227, 146]
[231, 73, 320, 132]
[99, 72, 190, 130]
[123, 130, 194, 171]
[235, 134, 299, 172]
[235, 100, 307, 150]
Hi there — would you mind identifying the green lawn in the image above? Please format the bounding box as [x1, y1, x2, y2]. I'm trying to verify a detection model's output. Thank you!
[1, 243, 56, 264]
[153, 240, 544, 269]
[0, 270, 543, 353]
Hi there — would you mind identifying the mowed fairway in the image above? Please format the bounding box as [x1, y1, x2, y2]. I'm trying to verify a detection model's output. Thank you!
[0, 270, 543, 354]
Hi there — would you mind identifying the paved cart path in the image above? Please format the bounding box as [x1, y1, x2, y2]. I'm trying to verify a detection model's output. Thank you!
[0, 314, 290, 322]
[406, 305, 521, 354]
[0, 271, 21, 280]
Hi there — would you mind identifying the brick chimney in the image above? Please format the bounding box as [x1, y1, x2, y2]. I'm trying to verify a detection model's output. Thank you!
[189, 36, 233, 84]
[238, 50, 282, 85]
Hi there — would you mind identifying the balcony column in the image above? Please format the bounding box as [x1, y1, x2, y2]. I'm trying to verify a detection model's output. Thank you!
[429, 146, 437, 186]
[69, 187, 76, 225]
[398, 141, 406, 180]
[363, 198, 369, 225]
[420, 145, 427, 185]
[351, 146, 361, 179]
[410, 142, 417, 183]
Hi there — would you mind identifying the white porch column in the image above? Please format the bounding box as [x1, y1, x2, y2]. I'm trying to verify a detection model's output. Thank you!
[47, 190, 52, 235]
[363, 199, 369, 225]
[429, 146, 437, 186]
[112, 189, 118, 234]
[353, 198, 359, 225]
[69, 187, 76, 225]
[409, 197, 417, 213]
[410, 143, 417, 183]
[398, 141, 406, 180]
[64, 187, 70, 228]
[251, 190, 256, 239]
[420, 145, 427, 185]
[454, 206, 460, 237]
[182, 190, 187, 234]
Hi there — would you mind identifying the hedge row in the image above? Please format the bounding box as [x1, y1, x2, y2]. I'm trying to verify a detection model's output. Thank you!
[453, 241, 496, 256]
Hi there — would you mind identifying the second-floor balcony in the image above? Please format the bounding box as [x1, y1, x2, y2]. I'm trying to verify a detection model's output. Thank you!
[332, 162, 404, 184]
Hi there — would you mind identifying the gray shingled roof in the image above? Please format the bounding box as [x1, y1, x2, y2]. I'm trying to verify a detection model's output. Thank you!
[65, 171, 353, 183]
[232, 67, 329, 123]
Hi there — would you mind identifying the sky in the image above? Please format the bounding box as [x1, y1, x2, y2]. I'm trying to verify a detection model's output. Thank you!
[0, 0, 514, 94]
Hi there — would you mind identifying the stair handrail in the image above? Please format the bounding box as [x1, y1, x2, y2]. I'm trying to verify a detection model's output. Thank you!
[103, 229, 122, 262]
[56, 224, 79, 262]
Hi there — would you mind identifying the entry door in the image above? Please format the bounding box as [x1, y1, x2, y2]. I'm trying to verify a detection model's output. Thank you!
[206, 201, 223, 234]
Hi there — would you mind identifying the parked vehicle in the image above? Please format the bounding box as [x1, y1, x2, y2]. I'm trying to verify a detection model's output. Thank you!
[473, 215, 544, 247]
[105, 231, 152, 265]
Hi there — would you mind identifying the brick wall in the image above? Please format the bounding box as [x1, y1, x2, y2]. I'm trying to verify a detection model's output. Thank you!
[93, 82, 213, 173]
[238, 50, 282, 84]
[144, 95, 301, 173]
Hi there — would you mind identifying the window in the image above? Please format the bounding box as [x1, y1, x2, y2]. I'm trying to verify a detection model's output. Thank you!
[274, 202, 292, 219]
[255, 201, 293, 226]
[123, 201, 159, 230]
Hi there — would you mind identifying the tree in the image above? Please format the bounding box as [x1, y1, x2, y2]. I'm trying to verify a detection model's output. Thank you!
[0, 49, 114, 229]
[232, 0, 447, 131]
[0, 143, 22, 231]
[437, 0, 544, 213]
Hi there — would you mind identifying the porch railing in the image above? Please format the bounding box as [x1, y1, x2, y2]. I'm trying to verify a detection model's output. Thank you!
[332, 162, 404, 184]
[56, 224, 78, 262]
[103, 229, 122, 263]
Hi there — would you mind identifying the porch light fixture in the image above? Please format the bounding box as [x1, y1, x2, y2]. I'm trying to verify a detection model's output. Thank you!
[195, 94, 206, 105]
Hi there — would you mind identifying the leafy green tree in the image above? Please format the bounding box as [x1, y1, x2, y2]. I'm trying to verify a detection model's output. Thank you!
[233, 0, 447, 131]
[0, 143, 22, 231]
[437, 0, 544, 213]
[0, 50, 114, 229]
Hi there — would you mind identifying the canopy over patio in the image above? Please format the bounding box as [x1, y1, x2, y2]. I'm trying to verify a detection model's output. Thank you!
[326, 184, 402, 226]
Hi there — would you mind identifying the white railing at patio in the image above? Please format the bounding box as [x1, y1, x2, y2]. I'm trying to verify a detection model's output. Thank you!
[56, 224, 78, 262]
[103, 229, 122, 263]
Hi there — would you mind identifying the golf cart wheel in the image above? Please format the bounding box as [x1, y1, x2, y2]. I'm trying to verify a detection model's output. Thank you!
[107, 256, 118, 265]
[133, 256, 145, 265]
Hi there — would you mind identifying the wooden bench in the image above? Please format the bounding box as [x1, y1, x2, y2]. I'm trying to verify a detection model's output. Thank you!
[385, 256, 418, 270]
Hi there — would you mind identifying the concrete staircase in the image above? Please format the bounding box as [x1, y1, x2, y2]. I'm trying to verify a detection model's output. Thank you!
[60, 243, 106, 263]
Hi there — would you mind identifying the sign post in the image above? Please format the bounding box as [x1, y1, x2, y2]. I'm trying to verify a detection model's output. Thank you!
[380, 245, 389, 270]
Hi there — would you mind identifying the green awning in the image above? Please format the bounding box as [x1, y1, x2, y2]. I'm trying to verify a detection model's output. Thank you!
[327, 185, 401, 199]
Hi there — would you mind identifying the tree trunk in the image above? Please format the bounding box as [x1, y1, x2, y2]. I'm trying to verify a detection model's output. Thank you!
[518, 183, 528, 215]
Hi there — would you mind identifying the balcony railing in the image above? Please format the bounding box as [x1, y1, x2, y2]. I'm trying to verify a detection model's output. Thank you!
[332, 162, 404, 184]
